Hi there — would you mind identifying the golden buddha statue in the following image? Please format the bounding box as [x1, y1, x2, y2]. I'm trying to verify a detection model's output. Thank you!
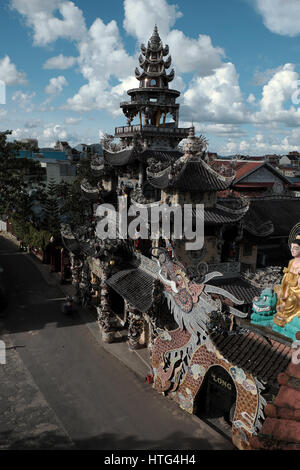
[273, 236, 300, 327]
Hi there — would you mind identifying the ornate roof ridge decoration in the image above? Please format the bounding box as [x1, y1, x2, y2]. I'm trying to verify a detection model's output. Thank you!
[147, 152, 234, 192]
[168, 154, 235, 188]
[194, 207, 247, 225]
[182, 126, 208, 156]
[210, 159, 236, 179]
[215, 199, 249, 216]
[135, 25, 175, 86]
[80, 178, 99, 194]
[146, 163, 172, 178]
[130, 186, 161, 207]
[101, 133, 128, 153]
[90, 157, 104, 172]
[200, 158, 236, 184]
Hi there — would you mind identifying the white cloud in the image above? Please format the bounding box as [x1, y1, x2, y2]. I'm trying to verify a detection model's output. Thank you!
[43, 123, 67, 141]
[10, 0, 87, 45]
[247, 93, 256, 104]
[0, 55, 27, 85]
[123, 0, 182, 42]
[255, 0, 300, 37]
[253, 65, 285, 86]
[167, 30, 224, 76]
[182, 62, 246, 124]
[43, 54, 77, 69]
[0, 109, 7, 119]
[45, 76, 68, 95]
[220, 129, 300, 156]
[12, 90, 35, 112]
[253, 63, 300, 126]
[64, 117, 82, 125]
[260, 64, 297, 113]
[65, 18, 136, 114]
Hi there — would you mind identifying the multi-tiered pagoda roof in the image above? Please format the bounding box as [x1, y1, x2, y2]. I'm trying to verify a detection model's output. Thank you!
[104, 26, 190, 168]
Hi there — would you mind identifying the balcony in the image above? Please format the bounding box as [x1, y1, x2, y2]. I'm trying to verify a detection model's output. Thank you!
[115, 124, 189, 138]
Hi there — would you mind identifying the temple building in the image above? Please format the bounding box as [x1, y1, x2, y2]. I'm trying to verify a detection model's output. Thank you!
[61, 27, 297, 450]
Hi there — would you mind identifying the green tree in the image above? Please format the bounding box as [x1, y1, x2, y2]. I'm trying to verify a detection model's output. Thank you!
[56, 155, 98, 228]
[0, 130, 45, 222]
[42, 178, 61, 236]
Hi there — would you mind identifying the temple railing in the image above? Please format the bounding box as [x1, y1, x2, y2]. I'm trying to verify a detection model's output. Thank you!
[115, 125, 189, 136]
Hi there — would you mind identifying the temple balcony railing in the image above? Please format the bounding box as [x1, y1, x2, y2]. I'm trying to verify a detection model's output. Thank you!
[115, 125, 189, 137]
[120, 100, 179, 108]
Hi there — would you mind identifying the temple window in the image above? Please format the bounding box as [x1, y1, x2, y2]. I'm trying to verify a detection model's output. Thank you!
[150, 79, 157, 86]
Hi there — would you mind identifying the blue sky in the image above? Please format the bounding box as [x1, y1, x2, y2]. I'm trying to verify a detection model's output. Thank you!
[2, 0, 300, 155]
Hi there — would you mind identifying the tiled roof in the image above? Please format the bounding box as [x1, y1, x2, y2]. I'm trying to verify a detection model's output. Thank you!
[148, 157, 233, 192]
[213, 160, 291, 185]
[104, 148, 182, 167]
[106, 267, 155, 312]
[201, 207, 248, 225]
[209, 276, 261, 304]
[251, 331, 300, 450]
[244, 197, 300, 237]
[147, 167, 170, 189]
[104, 148, 136, 166]
[234, 162, 263, 181]
[210, 330, 291, 384]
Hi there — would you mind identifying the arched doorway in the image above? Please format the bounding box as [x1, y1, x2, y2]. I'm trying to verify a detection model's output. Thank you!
[194, 365, 237, 429]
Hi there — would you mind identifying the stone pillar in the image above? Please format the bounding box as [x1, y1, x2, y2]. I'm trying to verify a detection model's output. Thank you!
[97, 267, 115, 343]
[127, 303, 144, 350]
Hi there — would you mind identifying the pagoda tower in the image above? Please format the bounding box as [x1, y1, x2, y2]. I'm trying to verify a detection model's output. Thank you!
[106, 25, 189, 164]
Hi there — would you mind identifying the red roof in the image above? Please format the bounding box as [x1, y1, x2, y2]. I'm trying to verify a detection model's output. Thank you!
[234, 162, 263, 181]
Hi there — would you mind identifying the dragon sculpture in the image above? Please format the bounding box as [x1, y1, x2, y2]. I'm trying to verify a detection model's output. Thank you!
[150, 249, 267, 450]
[152, 249, 247, 393]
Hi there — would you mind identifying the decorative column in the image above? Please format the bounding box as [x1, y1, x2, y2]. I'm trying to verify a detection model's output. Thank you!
[78, 261, 91, 308]
[70, 254, 82, 302]
[96, 266, 115, 343]
[127, 303, 144, 350]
